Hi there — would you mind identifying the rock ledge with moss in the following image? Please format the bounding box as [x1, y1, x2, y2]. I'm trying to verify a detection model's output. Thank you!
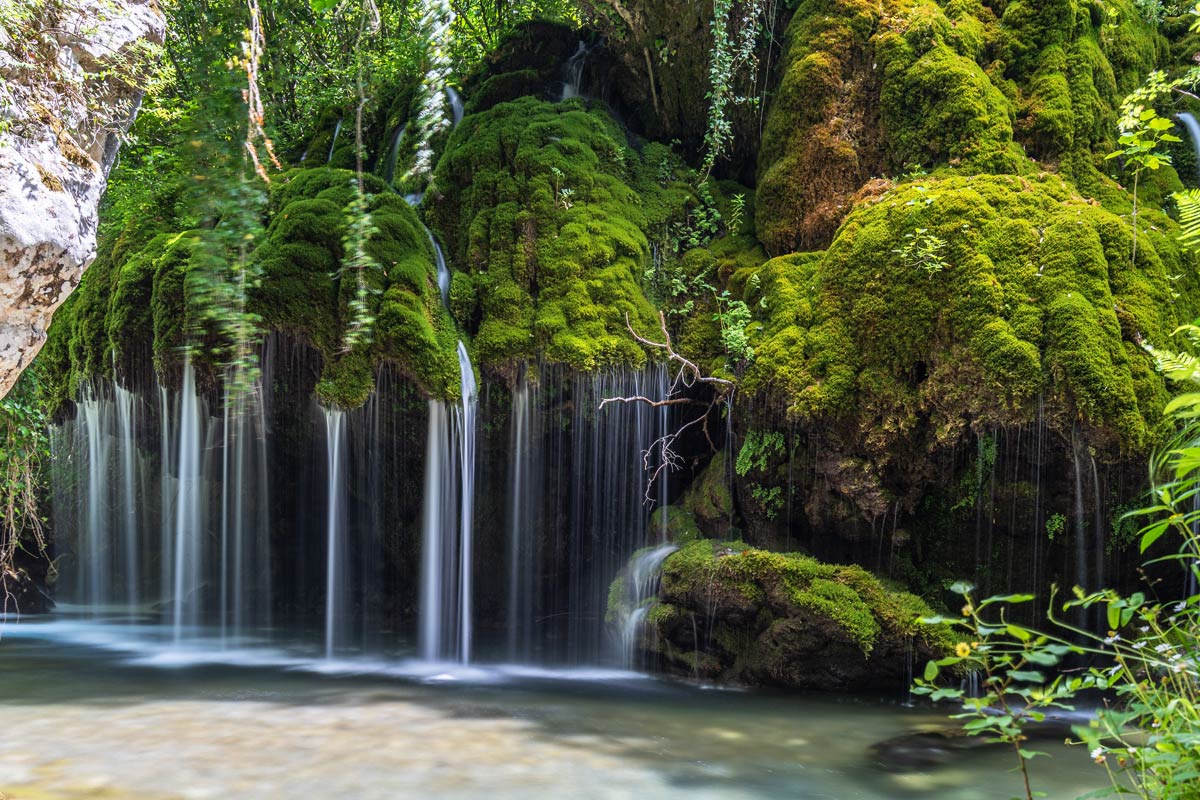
[612, 539, 954, 690]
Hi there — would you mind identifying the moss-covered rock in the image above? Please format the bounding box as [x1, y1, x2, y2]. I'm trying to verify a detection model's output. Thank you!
[427, 95, 697, 372]
[756, 0, 1168, 254]
[613, 539, 953, 690]
[43, 167, 459, 411]
[739, 173, 1199, 516]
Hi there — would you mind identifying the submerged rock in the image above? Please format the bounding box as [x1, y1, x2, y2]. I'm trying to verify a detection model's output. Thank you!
[612, 539, 954, 690]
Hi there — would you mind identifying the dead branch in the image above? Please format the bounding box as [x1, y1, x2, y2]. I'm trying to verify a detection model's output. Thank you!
[600, 311, 736, 502]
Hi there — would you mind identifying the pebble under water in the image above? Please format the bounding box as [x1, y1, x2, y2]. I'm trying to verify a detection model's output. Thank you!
[0, 617, 1108, 799]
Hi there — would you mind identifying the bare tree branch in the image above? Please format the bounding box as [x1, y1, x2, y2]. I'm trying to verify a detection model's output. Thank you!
[600, 311, 735, 502]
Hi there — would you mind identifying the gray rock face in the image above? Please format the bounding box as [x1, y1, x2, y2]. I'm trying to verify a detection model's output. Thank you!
[0, 0, 165, 398]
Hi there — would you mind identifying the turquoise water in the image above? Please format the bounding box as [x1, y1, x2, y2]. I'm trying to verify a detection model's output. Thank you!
[0, 618, 1107, 799]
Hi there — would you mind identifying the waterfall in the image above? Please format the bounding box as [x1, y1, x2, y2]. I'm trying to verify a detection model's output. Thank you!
[454, 342, 477, 662]
[419, 400, 453, 660]
[415, 211, 479, 662]
[158, 384, 175, 614]
[617, 543, 678, 667]
[507, 369, 539, 661]
[380, 125, 406, 185]
[172, 358, 204, 643]
[428, 230, 451, 306]
[81, 388, 109, 611]
[326, 118, 343, 164]
[1176, 112, 1200, 180]
[114, 385, 139, 611]
[446, 87, 464, 127]
[216, 373, 273, 642]
[324, 409, 347, 659]
[561, 42, 589, 101]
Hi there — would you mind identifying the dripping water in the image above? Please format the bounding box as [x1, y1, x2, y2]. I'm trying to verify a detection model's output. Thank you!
[1176, 112, 1200, 181]
[617, 543, 678, 668]
[446, 87, 464, 128]
[561, 42, 589, 102]
[379, 125, 406, 185]
[324, 409, 347, 659]
[172, 358, 203, 643]
[326, 118, 343, 164]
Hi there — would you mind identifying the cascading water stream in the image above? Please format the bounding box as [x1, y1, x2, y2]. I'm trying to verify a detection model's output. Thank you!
[446, 87, 464, 127]
[324, 409, 347, 659]
[561, 42, 589, 101]
[1176, 112, 1200, 180]
[327, 118, 343, 164]
[379, 125, 406, 185]
[507, 372, 538, 660]
[114, 385, 139, 611]
[617, 543, 678, 667]
[81, 388, 109, 612]
[172, 358, 204, 643]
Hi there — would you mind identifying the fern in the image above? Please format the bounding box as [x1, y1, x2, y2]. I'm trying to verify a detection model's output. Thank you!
[1174, 188, 1200, 252]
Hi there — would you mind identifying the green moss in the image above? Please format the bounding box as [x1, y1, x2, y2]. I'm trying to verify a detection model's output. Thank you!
[42, 167, 458, 409]
[756, 0, 1170, 253]
[641, 539, 949, 661]
[744, 174, 1200, 475]
[649, 505, 703, 543]
[427, 96, 697, 372]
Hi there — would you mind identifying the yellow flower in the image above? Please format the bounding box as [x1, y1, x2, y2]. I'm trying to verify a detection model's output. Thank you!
[955, 642, 972, 658]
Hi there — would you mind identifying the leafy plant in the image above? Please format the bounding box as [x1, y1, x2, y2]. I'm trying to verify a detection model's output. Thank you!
[673, 181, 724, 250]
[1108, 101, 1179, 266]
[714, 289, 755, 369]
[702, 0, 765, 176]
[728, 192, 746, 235]
[893, 227, 949, 277]
[0, 375, 48, 614]
[1045, 512, 1066, 542]
[736, 429, 785, 476]
[912, 584, 1085, 800]
[337, 181, 383, 352]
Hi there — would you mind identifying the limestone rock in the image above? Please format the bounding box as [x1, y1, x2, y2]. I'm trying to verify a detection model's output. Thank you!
[0, 0, 165, 398]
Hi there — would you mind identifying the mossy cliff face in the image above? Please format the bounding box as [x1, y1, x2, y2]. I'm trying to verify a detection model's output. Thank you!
[756, 0, 1165, 254]
[42, 167, 458, 411]
[739, 173, 1199, 518]
[614, 539, 953, 690]
[427, 95, 697, 372]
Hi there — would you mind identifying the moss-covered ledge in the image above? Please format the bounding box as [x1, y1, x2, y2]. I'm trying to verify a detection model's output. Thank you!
[611, 539, 954, 690]
[41, 166, 461, 412]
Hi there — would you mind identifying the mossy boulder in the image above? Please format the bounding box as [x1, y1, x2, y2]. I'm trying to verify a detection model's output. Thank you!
[740, 173, 1199, 516]
[756, 0, 1168, 254]
[427, 95, 697, 372]
[614, 539, 953, 690]
[42, 167, 459, 411]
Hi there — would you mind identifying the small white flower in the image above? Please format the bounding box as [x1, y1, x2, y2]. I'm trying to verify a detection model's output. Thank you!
[1091, 747, 1105, 760]
[1104, 634, 1121, 644]
[1133, 641, 1147, 649]
[1174, 602, 1186, 612]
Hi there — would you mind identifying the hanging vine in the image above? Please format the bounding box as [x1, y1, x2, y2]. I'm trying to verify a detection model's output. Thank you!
[406, 0, 455, 182]
[702, 0, 765, 177]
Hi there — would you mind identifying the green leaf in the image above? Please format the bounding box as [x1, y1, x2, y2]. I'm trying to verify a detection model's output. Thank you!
[924, 661, 939, 681]
[1006, 624, 1032, 641]
[949, 581, 975, 595]
[1141, 519, 1170, 552]
[1026, 651, 1060, 666]
[1107, 602, 1121, 631]
[1010, 670, 1045, 683]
